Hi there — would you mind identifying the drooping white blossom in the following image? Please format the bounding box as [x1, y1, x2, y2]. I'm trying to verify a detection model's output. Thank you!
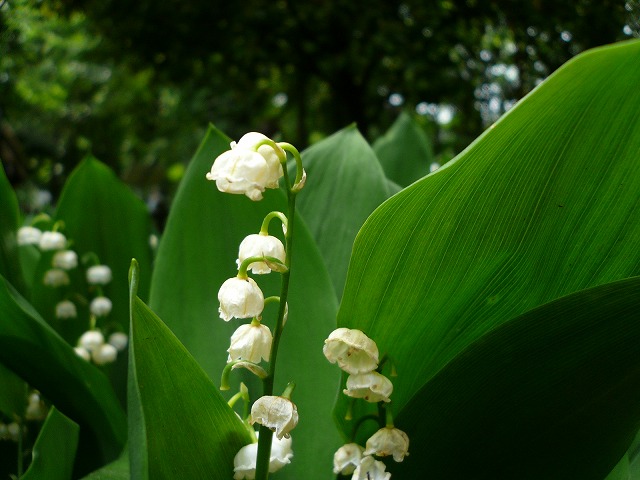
[236, 233, 286, 274]
[250, 396, 298, 440]
[235, 132, 284, 189]
[343, 372, 393, 403]
[108, 332, 128, 351]
[55, 300, 77, 319]
[228, 322, 272, 363]
[323, 328, 379, 374]
[364, 426, 410, 462]
[333, 443, 365, 475]
[43, 269, 70, 287]
[90, 296, 113, 317]
[86, 265, 112, 285]
[17, 226, 42, 246]
[92, 343, 118, 365]
[218, 276, 264, 321]
[39, 231, 67, 251]
[233, 432, 293, 479]
[351, 455, 391, 480]
[78, 330, 104, 352]
[25, 392, 46, 421]
[52, 250, 78, 270]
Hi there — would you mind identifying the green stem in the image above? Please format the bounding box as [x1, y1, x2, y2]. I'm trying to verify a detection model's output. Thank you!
[278, 143, 304, 188]
[254, 158, 297, 480]
[260, 211, 288, 235]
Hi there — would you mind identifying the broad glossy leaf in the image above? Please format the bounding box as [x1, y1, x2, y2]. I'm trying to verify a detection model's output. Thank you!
[0, 163, 25, 294]
[128, 260, 251, 479]
[0, 363, 26, 417]
[293, 125, 391, 297]
[390, 277, 640, 479]
[337, 40, 640, 415]
[81, 449, 129, 480]
[373, 110, 435, 186]
[149, 125, 342, 477]
[0, 273, 126, 474]
[23, 407, 79, 480]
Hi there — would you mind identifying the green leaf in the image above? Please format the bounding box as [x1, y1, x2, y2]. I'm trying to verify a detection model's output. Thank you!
[336, 40, 640, 475]
[390, 277, 640, 479]
[0, 162, 26, 295]
[81, 448, 129, 480]
[0, 273, 126, 473]
[373, 110, 435, 186]
[23, 407, 79, 480]
[293, 124, 391, 297]
[149, 125, 342, 477]
[128, 259, 252, 479]
[0, 363, 26, 417]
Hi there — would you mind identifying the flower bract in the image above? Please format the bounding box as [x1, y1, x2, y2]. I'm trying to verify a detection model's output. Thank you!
[351, 455, 391, 480]
[233, 432, 293, 479]
[343, 371, 393, 403]
[323, 328, 379, 374]
[333, 443, 365, 475]
[218, 276, 264, 321]
[364, 426, 410, 462]
[236, 233, 286, 274]
[250, 396, 298, 440]
[228, 322, 272, 363]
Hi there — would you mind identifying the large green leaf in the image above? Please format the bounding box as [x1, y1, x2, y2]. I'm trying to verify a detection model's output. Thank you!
[0, 363, 26, 417]
[82, 449, 129, 480]
[23, 407, 79, 480]
[0, 162, 26, 295]
[128, 260, 251, 479]
[336, 40, 640, 474]
[0, 273, 126, 474]
[149, 125, 342, 477]
[390, 277, 640, 479]
[372, 110, 435, 187]
[293, 125, 391, 297]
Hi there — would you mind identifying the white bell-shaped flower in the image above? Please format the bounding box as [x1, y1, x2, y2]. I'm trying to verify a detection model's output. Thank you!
[250, 396, 298, 440]
[17, 226, 42, 246]
[55, 300, 77, 319]
[333, 443, 365, 475]
[86, 265, 112, 285]
[323, 328, 379, 374]
[218, 276, 264, 321]
[233, 432, 293, 479]
[25, 392, 46, 421]
[74, 346, 91, 361]
[108, 332, 129, 351]
[351, 455, 391, 480]
[90, 296, 113, 317]
[52, 250, 78, 270]
[43, 269, 70, 287]
[228, 322, 272, 363]
[236, 233, 286, 274]
[364, 426, 410, 462]
[206, 146, 270, 201]
[343, 372, 393, 403]
[39, 231, 66, 251]
[92, 343, 118, 365]
[235, 132, 284, 188]
[78, 330, 104, 352]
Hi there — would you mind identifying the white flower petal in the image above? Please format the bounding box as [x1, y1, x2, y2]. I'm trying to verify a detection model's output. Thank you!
[52, 250, 78, 270]
[228, 323, 272, 363]
[90, 296, 113, 317]
[333, 443, 364, 475]
[39, 231, 67, 251]
[351, 455, 391, 480]
[364, 426, 410, 462]
[86, 265, 112, 285]
[17, 226, 42, 246]
[323, 328, 379, 374]
[343, 372, 393, 403]
[250, 396, 298, 440]
[236, 233, 286, 274]
[55, 300, 77, 319]
[218, 277, 264, 321]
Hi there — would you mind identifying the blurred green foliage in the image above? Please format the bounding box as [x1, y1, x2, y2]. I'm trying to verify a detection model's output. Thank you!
[1, 0, 638, 211]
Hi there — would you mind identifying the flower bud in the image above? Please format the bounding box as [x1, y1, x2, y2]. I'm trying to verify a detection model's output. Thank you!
[108, 332, 128, 351]
[78, 330, 104, 352]
[218, 276, 264, 321]
[17, 226, 42, 246]
[43, 269, 70, 287]
[92, 343, 118, 365]
[228, 322, 272, 363]
[55, 300, 77, 319]
[236, 234, 286, 274]
[86, 265, 112, 285]
[90, 296, 112, 317]
[39, 231, 66, 251]
[52, 250, 78, 270]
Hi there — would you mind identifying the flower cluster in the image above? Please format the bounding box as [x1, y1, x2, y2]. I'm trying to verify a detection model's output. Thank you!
[209, 132, 305, 479]
[17, 224, 125, 366]
[0, 390, 49, 444]
[324, 328, 409, 478]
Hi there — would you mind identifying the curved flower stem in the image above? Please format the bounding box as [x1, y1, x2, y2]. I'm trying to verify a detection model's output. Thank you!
[278, 143, 304, 189]
[254, 160, 297, 480]
[260, 211, 288, 235]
